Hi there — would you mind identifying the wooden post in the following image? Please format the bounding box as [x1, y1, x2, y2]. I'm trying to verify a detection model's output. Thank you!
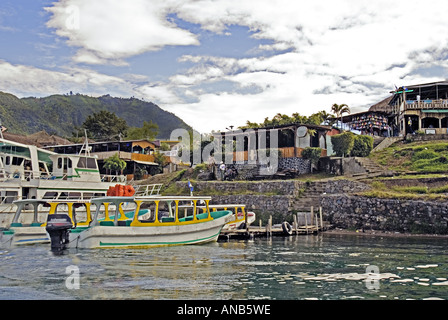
[304, 211, 309, 234]
[319, 207, 323, 231]
[310, 206, 314, 231]
[315, 214, 319, 232]
[293, 214, 298, 235]
[266, 215, 272, 237]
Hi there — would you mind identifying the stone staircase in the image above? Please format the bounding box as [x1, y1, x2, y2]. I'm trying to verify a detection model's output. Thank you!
[349, 157, 390, 180]
[289, 180, 327, 212]
[372, 137, 402, 152]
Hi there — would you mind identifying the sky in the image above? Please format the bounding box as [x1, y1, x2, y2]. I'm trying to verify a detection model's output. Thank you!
[1, 0, 448, 134]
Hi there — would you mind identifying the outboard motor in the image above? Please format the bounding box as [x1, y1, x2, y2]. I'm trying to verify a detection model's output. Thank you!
[46, 214, 73, 252]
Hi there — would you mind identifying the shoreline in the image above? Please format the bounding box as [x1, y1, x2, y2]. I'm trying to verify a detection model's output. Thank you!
[323, 227, 448, 239]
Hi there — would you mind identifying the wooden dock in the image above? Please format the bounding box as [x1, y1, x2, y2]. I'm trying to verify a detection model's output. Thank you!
[219, 206, 327, 241]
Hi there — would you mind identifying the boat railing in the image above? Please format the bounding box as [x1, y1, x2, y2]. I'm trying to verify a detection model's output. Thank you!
[0, 194, 21, 206]
[88, 196, 227, 227]
[133, 184, 163, 196]
[101, 174, 127, 183]
[10, 199, 93, 228]
[201, 204, 247, 224]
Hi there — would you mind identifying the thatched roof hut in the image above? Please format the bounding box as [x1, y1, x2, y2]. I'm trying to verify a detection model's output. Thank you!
[26, 130, 71, 147]
[1, 130, 71, 148]
[368, 96, 394, 113]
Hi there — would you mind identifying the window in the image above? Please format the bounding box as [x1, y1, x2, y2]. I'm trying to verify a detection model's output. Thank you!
[12, 157, 23, 166]
[43, 192, 58, 199]
[77, 157, 97, 169]
[58, 157, 63, 169]
[87, 158, 97, 169]
[68, 192, 81, 199]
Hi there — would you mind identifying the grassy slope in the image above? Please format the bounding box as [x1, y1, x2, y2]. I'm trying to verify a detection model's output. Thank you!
[364, 139, 448, 200]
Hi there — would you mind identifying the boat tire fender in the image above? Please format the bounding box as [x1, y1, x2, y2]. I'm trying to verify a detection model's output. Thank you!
[282, 221, 293, 236]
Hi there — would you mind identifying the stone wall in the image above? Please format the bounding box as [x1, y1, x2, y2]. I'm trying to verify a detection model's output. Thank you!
[323, 179, 371, 194]
[210, 195, 291, 223]
[278, 157, 311, 174]
[177, 180, 302, 223]
[189, 180, 300, 196]
[321, 194, 448, 234]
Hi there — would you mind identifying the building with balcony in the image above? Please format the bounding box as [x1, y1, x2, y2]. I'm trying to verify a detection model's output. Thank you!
[46, 139, 161, 181]
[343, 81, 448, 137]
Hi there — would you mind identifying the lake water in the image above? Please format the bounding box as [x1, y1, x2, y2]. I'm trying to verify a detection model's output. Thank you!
[0, 233, 447, 300]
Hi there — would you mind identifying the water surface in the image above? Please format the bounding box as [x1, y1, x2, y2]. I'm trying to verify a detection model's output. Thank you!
[1, 233, 447, 300]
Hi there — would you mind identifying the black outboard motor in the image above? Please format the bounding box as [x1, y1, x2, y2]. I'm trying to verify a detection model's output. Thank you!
[46, 214, 73, 252]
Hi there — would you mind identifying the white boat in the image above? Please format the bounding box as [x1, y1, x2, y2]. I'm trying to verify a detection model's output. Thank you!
[0, 199, 92, 246]
[0, 137, 130, 227]
[206, 204, 256, 230]
[46, 196, 234, 250]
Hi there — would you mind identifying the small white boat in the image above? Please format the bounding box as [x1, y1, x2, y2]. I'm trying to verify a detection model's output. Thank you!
[206, 204, 256, 230]
[46, 196, 235, 250]
[0, 199, 93, 247]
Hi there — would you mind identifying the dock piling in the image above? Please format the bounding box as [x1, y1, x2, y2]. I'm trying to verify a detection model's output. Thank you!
[219, 207, 325, 241]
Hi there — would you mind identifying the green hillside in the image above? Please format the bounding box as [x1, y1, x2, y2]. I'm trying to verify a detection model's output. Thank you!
[0, 92, 192, 139]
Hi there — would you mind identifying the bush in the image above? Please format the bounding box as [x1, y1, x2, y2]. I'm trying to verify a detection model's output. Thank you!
[301, 147, 322, 162]
[412, 149, 438, 161]
[301, 147, 322, 172]
[351, 135, 374, 157]
[331, 132, 355, 157]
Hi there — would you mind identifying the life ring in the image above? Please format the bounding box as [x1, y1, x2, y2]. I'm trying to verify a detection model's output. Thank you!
[115, 184, 123, 196]
[106, 186, 115, 196]
[282, 221, 293, 236]
[124, 185, 135, 196]
[106, 184, 134, 196]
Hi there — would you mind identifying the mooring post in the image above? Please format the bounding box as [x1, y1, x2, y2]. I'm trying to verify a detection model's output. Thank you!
[293, 214, 298, 235]
[304, 211, 309, 234]
[319, 207, 323, 231]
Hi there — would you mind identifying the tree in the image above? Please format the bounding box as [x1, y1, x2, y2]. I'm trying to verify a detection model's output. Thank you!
[331, 103, 350, 130]
[81, 110, 128, 140]
[153, 151, 169, 174]
[239, 110, 335, 129]
[331, 131, 355, 157]
[126, 120, 159, 140]
[351, 135, 374, 157]
[103, 153, 127, 175]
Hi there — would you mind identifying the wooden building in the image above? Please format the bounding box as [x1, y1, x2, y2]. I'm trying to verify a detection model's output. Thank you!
[220, 123, 332, 163]
[46, 139, 160, 180]
[343, 81, 448, 137]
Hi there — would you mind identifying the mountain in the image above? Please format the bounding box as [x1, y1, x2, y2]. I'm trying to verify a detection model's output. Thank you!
[0, 92, 192, 139]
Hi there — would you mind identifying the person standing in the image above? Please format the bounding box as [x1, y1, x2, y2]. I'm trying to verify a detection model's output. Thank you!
[219, 161, 226, 180]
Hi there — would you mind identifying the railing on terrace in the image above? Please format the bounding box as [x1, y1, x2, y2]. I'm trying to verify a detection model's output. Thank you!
[405, 99, 448, 110]
[231, 147, 327, 161]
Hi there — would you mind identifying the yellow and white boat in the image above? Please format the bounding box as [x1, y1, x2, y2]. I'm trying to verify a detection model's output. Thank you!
[46, 196, 234, 250]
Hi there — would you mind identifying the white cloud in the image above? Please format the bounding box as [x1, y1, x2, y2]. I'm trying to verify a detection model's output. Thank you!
[45, 0, 200, 65]
[0, 60, 127, 97]
[4, 0, 448, 134]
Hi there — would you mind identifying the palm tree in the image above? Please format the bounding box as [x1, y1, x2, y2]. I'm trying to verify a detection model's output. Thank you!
[331, 103, 350, 131]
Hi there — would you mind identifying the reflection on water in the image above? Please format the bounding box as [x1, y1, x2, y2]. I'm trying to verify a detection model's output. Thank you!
[0, 233, 447, 300]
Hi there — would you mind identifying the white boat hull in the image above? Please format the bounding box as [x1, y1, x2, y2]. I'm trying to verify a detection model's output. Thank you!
[223, 211, 256, 230]
[1, 226, 49, 247]
[69, 214, 234, 249]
